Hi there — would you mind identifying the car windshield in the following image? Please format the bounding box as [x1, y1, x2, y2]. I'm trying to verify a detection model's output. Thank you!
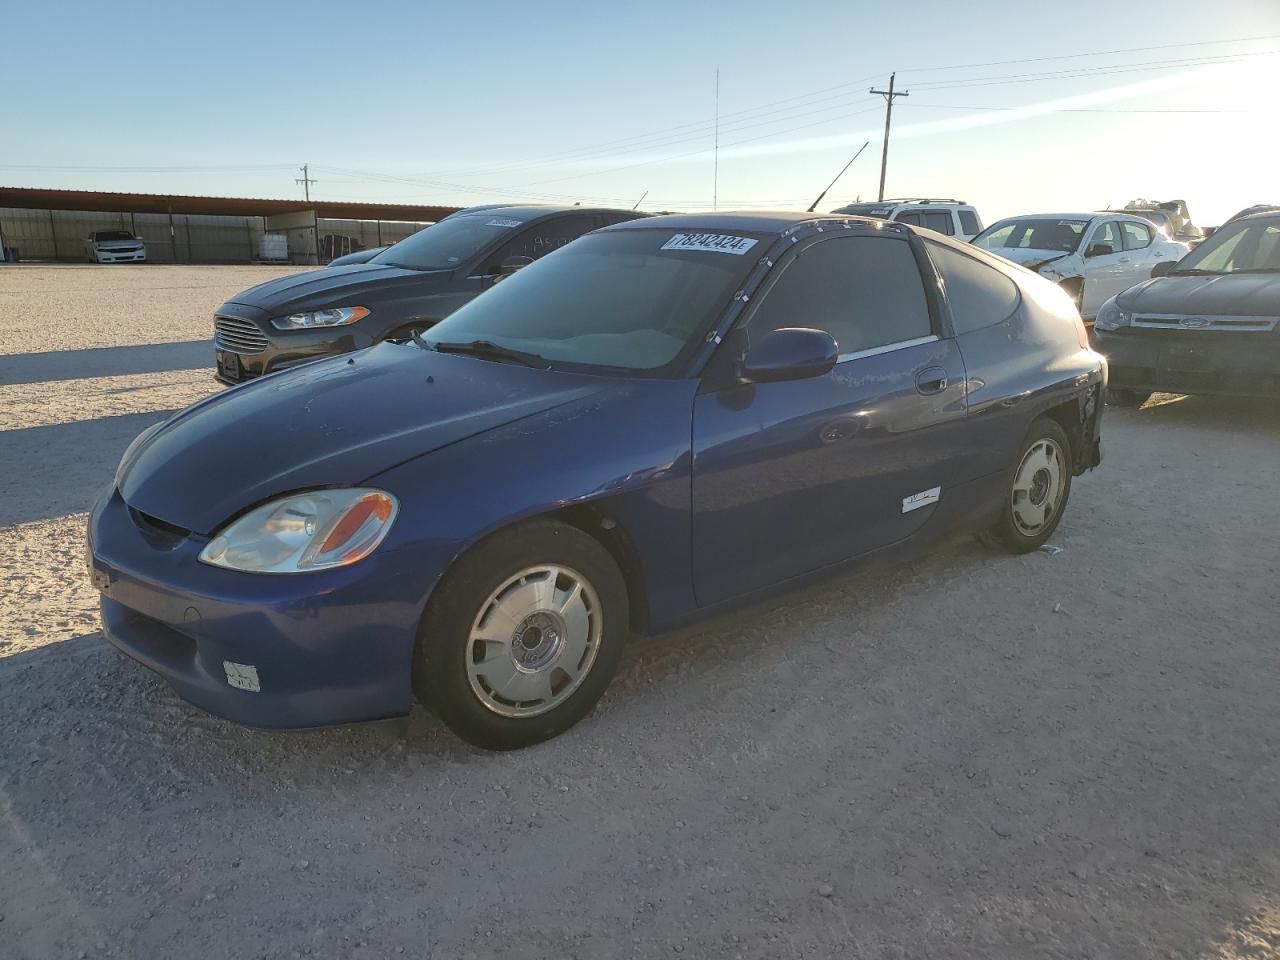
[1173, 216, 1280, 274]
[424, 229, 763, 376]
[371, 215, 520, 270]
[972, 219, 1089, 254]
[94, 230, 135, 242]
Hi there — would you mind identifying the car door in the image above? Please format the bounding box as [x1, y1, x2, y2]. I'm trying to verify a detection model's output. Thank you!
[690, 232, 968, 606]
[1080, 219, 1128, 315]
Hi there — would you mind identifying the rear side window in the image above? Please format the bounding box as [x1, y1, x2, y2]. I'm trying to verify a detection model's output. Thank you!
[747, 236, 932, 356]
[1121, 221, 1153, 250]
[958, 210, 980, 235]
[925, 240, 1020, 334]
[922, 212, 954, 235]
[894, 212, 922, 226]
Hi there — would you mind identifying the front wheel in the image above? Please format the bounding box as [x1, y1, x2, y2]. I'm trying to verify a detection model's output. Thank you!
[984, 417, 1073, 554]
[413, 520, 629, 750]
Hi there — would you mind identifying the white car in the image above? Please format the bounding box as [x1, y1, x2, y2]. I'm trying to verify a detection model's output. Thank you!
[84, 230, 146, 263]
[831, 199, 985, 240]
[971, 213, 1188, 320]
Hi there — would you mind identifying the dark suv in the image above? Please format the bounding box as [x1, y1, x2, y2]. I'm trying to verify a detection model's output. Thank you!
[213, 205, 646, 383]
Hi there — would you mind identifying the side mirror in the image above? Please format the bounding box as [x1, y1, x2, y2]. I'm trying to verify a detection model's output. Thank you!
[740, 328, 838, 384]
[1150, 259, 1177, 279]
[499, 255, 533, 275]
[1084, 243, 1115, 258]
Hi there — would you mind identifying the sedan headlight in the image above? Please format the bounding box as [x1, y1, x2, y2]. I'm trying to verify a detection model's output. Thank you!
[199, 489, 398, 574]
[271, 306, 370, 330]
[1093, 297, 1131, 332]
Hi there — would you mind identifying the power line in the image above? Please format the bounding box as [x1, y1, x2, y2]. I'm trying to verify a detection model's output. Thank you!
[907, 102, 1245, 114]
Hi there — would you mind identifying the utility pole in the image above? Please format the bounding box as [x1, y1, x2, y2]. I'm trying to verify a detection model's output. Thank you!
[295, 163, 317, 203]
[869, 73, 908, 201]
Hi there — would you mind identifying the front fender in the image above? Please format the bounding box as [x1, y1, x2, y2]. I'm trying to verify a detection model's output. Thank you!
[369, 378, 699, 634]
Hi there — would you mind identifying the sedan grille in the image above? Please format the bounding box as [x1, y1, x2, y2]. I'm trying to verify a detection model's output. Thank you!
[214, 315, 269, 355]
[1131, 313, 1279, 333]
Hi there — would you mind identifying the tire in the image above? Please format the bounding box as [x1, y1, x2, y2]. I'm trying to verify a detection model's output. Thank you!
[1107, 387, 1151, 407]
[413, 519, 629, 750]
[984, 417, 1073, 554]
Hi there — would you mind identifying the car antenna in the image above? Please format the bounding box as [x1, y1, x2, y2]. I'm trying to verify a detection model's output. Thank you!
[807, 141, 870, 213]
[633, 190, 649, 211]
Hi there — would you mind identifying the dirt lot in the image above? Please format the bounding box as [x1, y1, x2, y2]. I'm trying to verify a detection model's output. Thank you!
[1, 264, 1278, 960]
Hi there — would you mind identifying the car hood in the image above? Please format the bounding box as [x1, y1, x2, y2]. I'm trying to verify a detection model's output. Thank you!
[1117, 273, 1280, 317]
[224, 263, 451, 314]
[118, 343, 607, 534]
[987, 247, 1071, 270]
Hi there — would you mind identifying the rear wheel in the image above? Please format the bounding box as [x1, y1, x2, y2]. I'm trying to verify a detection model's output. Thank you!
[1107, 388, 1151, 407]
[984, 417, 1072, 554]
[413, 520, 628, 750]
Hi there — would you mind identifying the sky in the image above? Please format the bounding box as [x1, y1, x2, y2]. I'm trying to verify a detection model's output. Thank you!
[4, 0, 1279, 226]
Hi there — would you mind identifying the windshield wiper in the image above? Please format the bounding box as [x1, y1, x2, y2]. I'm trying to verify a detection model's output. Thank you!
[431, 339, 550, 369]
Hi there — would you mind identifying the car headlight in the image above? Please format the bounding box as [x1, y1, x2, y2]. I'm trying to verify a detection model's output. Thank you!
[199, 489, 398, 574]
[271, 306, 370, 330]
[1093, 297, 1130, 332]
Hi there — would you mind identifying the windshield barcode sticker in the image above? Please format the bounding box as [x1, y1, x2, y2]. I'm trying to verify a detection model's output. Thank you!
[486, 218, 523, 228]
[661, 233, 758, 255]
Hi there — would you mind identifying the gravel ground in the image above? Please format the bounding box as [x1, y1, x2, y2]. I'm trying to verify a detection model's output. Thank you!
[1, 264, 1278, 960]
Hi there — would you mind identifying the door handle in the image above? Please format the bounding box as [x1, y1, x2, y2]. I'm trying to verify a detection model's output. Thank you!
[915, 367, 948, 395]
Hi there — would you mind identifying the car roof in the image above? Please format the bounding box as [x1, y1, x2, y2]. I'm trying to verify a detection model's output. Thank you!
[603, 210, 861, 236]
[448, 204, 643, 222]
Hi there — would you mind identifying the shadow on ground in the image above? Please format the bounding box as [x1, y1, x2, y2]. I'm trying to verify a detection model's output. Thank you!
[0, 340, 212, 386]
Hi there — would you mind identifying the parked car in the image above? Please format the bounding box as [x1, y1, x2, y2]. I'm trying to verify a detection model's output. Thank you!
[830, 198, 984, 240]
[1121, 198, 1204, 245]
[89, 211, 1104, 749]
[212, 205, 647, 384]
[326, 245, 389, 267]
[1092, 209, 1280, 404]
[971, 212, 1188, 320]
[1223, 204, 1279, 225]
[84, 229, 146, 263]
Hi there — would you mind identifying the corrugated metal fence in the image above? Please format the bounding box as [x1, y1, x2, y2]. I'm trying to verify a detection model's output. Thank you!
[0, 208, 430, 263]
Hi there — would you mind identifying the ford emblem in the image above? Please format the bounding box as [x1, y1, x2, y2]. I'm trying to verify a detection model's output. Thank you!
[1179, 317, 1211, 329]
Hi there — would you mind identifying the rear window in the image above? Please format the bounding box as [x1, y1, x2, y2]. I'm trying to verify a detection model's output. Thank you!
[925, 240, 1020, 334]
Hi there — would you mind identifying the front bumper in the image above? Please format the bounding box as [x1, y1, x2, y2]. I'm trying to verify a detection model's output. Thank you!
[215, 323, 378, 385]
[94, 249, 146, 263]
[1093, 328, 1280, 398]
[88, 487, 426, 728]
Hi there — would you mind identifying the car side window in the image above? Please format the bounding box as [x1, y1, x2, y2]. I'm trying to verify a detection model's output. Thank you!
[1087, 221, 1123, 255]
[1122, 221, 1153, 250]
[925, 240, 1020, 334]
[484, 215, 598, 271]
[746, 236, 933, 357]
[922, 212, 954, 235]
[958, 210, 980, 235]
[894, 212, 921, 226]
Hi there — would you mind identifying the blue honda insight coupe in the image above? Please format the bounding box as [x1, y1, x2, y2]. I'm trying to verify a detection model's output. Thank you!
[88, 213, 1105, 749]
